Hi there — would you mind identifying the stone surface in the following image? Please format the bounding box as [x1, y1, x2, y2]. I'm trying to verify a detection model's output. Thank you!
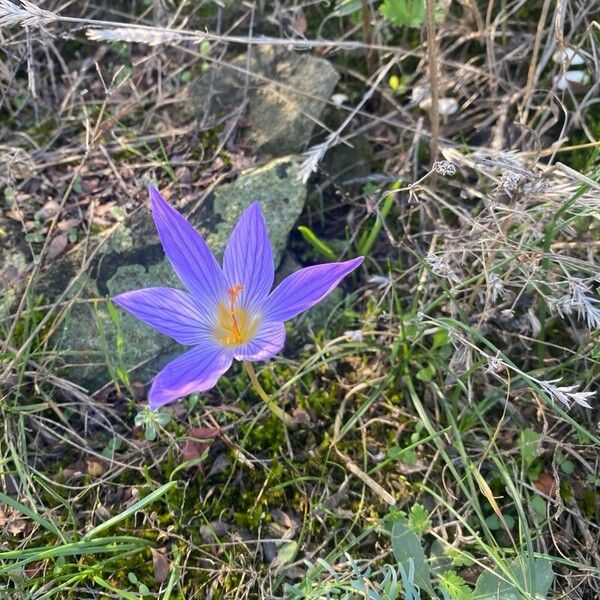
[188, 45, 340, 156]
[41, 157, 307, 390]
[0, 220, 29, 306]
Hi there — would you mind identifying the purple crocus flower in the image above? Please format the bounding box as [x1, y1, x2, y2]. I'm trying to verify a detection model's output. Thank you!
[112, 187, 363, 410]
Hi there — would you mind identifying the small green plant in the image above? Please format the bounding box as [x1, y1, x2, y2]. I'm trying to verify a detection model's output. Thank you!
[285, 554, 423, 599]
[134, 407, 171, 441]
[379, 0, 446, 28]
[390, 516, 555, 599]
[380, 0, 426, 28]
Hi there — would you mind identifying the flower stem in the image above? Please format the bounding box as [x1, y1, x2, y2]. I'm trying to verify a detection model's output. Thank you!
[243, 362, 293, 427]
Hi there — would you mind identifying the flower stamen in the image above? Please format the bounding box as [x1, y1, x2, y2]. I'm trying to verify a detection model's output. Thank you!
[215, 283, 259, 347]
[227, 284, 244, 343]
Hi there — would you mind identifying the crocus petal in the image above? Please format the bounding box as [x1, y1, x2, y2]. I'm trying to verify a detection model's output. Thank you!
[223, 201, 274, 309]
[112, 287, 211, 345]
[233, 321, 286, 361]
[149, 186, 227, 307]
[148, 342, 233, 409]
[265, 257, 364, 322]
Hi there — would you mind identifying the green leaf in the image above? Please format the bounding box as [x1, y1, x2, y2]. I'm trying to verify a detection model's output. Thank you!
[82, 481, 177, 541]
[155, 411, 172, 426]
[518, 428, 540, 467]
[387, 446, 419, 466]
[408, 503, 432, 534]
[145, 423, 157, 442]
[429, 539, 453, 575]
[110, 205, 126, 221]
[113, 64, 133, 89]
[272, 540, 298, 569]
[4, 187, 16, 206]
[380, 0, 425, 28]
[416, 362, 436, 382]
[531, 495, 546, 520]
[138, 583, 150, 595]
[297, 226, 337, 260]
[101, 436, 123, 459]
[485, 514, 501, 530]
[560, 458, 574, 474]
[440, 570, 474, 600]
[431, 328, 450, 350]
[391, 521, 433, 594]
[446, 547, 475, 567]
[473, 557, 553, 600]
[332, 0, 363, 16]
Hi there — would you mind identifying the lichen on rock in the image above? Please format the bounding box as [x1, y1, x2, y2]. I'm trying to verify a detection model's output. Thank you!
[187, 45, 340, 156]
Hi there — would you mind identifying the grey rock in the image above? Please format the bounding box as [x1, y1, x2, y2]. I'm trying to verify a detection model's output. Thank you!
[42, 156, 306, 391]
[188, 45, 340, 156]
[0, 220, 29, 305]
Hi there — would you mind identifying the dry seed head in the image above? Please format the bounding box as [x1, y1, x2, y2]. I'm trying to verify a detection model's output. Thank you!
[86, 27, 186, 46]
[426, 252, 461, 285]
[433, 160, 456, 176]
[549, 279, 600, 330]
[500, 170, 521, 194]
[536, 379, 594, 409]
[0, 0, 57, 28]
[487, 273, 506, 304]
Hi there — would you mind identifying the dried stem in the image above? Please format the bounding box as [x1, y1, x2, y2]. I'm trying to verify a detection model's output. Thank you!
[361, 0, 375, 75]
[425, 0, 439, 163]
[243, 362, 293, 427]
[0, 0, 402, 53]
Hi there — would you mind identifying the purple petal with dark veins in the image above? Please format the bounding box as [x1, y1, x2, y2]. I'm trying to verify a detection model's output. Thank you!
[264, 257, 363, 322]
[112, 287, 211, 345]
[148, 342, 233, 409]
[223, 201, 274, 309]
[233, 321, 286, 361]
[149, 186, 227, 309]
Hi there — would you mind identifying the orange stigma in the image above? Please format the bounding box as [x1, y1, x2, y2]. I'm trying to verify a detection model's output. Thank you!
[226, 284, 244, 343]
[215, 283, 260, 347]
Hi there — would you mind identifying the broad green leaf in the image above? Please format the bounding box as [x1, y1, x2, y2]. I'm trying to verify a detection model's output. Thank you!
[429, 539, 453, 575]
[380, 0, 425, 28]
[473, 557, 553, 600]
[531, 495, 546, 520]
[446, 547, 475, 567]
[272, 540, 298, 569]
[560, 458, 574, 474]
[391, 521, 433, 594]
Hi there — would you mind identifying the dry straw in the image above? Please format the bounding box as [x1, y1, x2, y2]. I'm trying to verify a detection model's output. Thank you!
[0, 0, 57, 27]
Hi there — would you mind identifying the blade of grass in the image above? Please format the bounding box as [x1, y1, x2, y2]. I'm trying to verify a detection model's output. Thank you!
[82, 481, 177, 540]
